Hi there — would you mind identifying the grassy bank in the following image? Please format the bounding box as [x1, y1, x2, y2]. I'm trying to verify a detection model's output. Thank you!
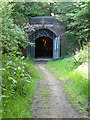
[2, 55, 41, 118]
[46, 46, 88, 113]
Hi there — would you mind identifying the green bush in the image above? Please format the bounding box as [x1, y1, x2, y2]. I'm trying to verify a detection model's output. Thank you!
[2, 54, 39, 97]
[2, 54, 40, 118]
[73, 45, 88, 66]
[1, 2, 39, 118]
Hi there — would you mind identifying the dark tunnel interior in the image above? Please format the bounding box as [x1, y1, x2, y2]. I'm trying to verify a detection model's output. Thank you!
[35, 36, 53, 58]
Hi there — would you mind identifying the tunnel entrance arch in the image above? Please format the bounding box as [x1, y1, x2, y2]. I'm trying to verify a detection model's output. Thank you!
[27, 28, 60, 59]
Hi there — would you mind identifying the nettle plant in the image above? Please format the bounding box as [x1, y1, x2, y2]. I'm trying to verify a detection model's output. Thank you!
[2, 54, 32, 97]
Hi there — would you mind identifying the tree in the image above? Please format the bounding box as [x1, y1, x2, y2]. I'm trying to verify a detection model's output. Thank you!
[1, 2, 30, 55]
[52, 2, 89, 50]
[66, 2, 89, 47]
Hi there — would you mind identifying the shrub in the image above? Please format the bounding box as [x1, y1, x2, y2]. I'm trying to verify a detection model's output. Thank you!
[2, 55, 31, 97]
[73, 45, 88, 66]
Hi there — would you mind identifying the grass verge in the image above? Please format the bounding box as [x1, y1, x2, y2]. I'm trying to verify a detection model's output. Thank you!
[2, 58, 41, 118]
[46, 56, 88, 114]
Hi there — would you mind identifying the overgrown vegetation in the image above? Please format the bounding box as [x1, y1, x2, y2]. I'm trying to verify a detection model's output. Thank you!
[1, 2, 41, 118]
[2, 56, 40, 118]
[52, 2, 89, 54]
[46, 45, 88, 113]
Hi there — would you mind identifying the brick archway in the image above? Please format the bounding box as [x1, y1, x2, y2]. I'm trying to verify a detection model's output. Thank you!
[26, 16, 66, 59]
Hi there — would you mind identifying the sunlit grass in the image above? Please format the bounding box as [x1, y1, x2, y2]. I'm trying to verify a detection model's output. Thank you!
[46, 56, 88, 113]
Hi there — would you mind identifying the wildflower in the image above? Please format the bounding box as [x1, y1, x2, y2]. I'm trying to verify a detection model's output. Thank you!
[22, 66, 24, 69]
[14, 68, 17, 70]
[21, 74, 24, 76]
[22, 70, 24, 72]
[0, 68, 5, 71]
[4, 104, 6, 106]
[18, 66, 21, 70]
[14, 72, 16, 74]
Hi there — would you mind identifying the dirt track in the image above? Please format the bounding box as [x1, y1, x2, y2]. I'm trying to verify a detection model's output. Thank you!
[31, 62, 87, 118]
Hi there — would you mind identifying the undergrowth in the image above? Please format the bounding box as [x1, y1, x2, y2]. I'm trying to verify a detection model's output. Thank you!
[46, 45, 88, 114]
[2, 54, 41, 118]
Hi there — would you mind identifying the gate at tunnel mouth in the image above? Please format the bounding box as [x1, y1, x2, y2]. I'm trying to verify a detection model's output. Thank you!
[35, 36, 53, 58]
[26, 28, 61, 59]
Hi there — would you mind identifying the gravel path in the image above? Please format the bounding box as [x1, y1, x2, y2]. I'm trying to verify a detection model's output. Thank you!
[31, 62, 87, 118]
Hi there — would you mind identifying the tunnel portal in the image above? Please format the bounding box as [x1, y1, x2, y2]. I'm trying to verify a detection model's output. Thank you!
[26, 16, 67, 59]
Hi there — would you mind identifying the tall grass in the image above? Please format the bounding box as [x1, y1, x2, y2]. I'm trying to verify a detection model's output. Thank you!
[2, 56, 41, 118]
[46, 47, 88, 113]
